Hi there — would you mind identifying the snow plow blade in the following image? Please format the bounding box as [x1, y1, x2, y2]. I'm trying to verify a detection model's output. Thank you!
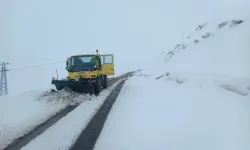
[51, 79, 95, 94]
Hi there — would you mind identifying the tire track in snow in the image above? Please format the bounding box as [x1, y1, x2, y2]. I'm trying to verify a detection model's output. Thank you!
[69, 78, 127, 150]
[3, 72, 134, 150]
[3, 105, 77, 150]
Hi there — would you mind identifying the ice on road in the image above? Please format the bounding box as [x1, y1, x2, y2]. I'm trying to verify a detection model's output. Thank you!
[94, 76, 250, 150]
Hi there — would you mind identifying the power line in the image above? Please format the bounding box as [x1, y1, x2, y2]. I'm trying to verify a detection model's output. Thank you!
[0, 62, 9, 96]
[0, 61, 64, 95]
[9, 61, 65, 71]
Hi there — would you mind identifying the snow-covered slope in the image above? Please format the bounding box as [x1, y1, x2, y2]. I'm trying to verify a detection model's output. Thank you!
[94, 16, 249, 150]
[147, 16, 250, 97]
[94, 18, 250, 148]
[163, 17, 250, 78]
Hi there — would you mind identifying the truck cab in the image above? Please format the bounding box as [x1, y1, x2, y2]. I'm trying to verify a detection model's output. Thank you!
[52, 50, 115, 95]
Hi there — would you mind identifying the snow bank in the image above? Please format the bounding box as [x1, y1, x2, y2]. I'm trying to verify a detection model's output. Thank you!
[20, 78, 126, 150]
[133, 70, 151, 78]
[160, 72, 250, 96]
[0, 88, 90, 149]
[94, 76, 250, 150]
[38, 89, 92, 105]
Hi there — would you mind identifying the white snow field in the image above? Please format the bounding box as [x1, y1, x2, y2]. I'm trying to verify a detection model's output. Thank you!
[94, 75, 250, 150]
[0, 89, 68, 149]
[0, 79, 124, 150]
[93, 17, 250, 150]
[19, 79, 126, 150]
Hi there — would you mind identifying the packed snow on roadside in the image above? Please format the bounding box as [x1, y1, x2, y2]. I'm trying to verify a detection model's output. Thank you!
[94, 75, 250, 150]
[0, 88, 91, 149]
[20, 78, 126, 150]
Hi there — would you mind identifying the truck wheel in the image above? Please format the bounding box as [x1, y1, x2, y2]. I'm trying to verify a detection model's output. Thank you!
[103, 75, 107, 89]
[94, 77, 102, 95]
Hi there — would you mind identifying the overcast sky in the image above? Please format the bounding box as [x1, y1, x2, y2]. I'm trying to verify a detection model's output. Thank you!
[0, 0, 249, 95]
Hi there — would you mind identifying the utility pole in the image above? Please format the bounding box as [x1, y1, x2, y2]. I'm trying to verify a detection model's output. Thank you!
[0, 62, 9, 96]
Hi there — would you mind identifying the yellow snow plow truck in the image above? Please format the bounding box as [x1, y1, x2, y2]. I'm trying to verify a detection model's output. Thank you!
[51, 50, 115, 95]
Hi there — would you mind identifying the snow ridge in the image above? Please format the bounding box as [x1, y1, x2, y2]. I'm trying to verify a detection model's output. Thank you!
[38, 89, 92, 106]
[163, 18, 245, 64]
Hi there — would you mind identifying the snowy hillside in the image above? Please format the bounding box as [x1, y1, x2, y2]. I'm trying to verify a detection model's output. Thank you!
[94, 16, 250, 150]
[148, 16, 250, 97]
[163, 17, 250, 77]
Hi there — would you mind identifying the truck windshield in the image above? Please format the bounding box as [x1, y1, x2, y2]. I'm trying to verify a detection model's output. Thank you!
[70, 55, 96, 72]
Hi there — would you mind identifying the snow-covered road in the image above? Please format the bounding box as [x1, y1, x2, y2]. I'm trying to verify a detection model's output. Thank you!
[0, 71, 132, 150]
[94, 75, 250, 150]
[0, 90, 70, 150]
[19, 78, 127, 150]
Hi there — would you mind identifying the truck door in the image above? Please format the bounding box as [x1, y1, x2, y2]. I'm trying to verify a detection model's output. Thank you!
[101, 54, 115, 75]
